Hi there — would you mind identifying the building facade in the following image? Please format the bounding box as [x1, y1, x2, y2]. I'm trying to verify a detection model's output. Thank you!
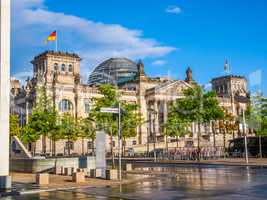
[11, 51, 249, 156]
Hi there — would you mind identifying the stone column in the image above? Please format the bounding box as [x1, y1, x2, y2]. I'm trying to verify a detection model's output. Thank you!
[0, 0, 11, 189]
[163, 101, 168, 143]
[26, 101, 29, 123]
[153, 100, 159, 136]
[163, 101, 168, 123]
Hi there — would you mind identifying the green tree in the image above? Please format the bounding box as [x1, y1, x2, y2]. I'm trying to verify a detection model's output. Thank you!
[163, 110, 189, 149]
[89, 84, 141, 164]
[23, 86, 58, 154]
[59, 113, 79, 156]
[218, 112, 238, 155]
[121, 103, 141, 155]
[10, 114, 21, 138]
[48, 122, 62, 156]
[202, 91, 224, 148]
[80, 117, 96, 155]
[89, 84, 118, 165]
[22, 112, 43, 156]
[169, 85, 224, 159]
[246, 93, 267, 157]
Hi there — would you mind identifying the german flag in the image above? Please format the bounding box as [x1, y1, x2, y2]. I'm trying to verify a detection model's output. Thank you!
[224, 59, 229, 71]
[45, 31, 57, 43]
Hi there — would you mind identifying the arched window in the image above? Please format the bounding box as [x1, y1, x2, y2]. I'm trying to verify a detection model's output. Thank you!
[54, 63, 58, 71]
[59, 99, 73, 112]
[68, 64, 73, 72]
[84, 100, 90, 113]
[61, 64, 65, 72]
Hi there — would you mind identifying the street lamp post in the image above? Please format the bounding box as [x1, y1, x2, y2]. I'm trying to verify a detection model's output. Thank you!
[242, 109, 249, 164]
[118, 101, 122, 181]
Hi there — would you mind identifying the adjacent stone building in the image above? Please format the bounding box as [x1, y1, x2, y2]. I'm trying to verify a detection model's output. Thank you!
[11, 51, 249, 156]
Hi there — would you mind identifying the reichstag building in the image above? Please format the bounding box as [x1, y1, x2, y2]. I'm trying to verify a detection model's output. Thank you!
[11, 51, 249, 155]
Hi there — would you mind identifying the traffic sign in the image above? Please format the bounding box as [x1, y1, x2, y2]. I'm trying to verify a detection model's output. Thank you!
[100, 107, 119, 114]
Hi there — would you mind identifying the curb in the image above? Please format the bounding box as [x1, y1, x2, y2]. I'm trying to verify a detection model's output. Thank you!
[0, 185, 110, 197]
[135, 160, 267, 167]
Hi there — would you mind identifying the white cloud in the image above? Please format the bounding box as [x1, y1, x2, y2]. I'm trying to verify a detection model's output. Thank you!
[249, 70, 262, 86]
[166, 6, 182, 14]
[151, 60, 167, 66]
[12, 70, 33, 85]
[12, 0, 176, 82]
[203, 83, 212, 91]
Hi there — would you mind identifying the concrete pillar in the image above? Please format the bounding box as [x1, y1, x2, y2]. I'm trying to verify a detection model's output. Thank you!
[126, 163, 132, 171]
[64, 167, 73, 176]
[106, 169, 118, 180]
[72, 172, 85, 183]
[0, 0, 11, 190]
[36, 174, 49, 185]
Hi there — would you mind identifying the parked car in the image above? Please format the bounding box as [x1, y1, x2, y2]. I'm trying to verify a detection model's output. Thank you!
[228, 136, 267, 157]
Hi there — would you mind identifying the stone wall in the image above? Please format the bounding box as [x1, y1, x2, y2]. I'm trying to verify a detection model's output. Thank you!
[10, 156, 96, 173]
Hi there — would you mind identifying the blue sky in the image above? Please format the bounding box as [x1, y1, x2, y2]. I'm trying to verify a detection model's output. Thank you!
[12, 0, 267, 94]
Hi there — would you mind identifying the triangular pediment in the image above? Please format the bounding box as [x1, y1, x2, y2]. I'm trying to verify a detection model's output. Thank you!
[146, 80, 192, 96]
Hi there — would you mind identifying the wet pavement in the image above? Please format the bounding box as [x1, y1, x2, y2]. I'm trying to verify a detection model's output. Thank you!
[2, 164, 267, 200]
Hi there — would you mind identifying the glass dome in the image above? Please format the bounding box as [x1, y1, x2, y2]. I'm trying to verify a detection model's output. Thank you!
[88, 58, 138, 85]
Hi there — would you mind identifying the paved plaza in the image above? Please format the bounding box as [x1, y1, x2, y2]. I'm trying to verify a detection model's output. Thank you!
[1, 164, 267, 200]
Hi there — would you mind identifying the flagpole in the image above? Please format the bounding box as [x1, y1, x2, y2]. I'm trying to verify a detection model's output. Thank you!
[55, 30, 58, 52]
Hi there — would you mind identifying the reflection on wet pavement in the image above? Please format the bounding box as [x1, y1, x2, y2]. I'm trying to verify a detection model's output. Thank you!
[3, 165, 267, 200]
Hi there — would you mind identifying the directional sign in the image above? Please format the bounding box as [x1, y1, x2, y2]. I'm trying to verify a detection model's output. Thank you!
[100, 107, 119, 114]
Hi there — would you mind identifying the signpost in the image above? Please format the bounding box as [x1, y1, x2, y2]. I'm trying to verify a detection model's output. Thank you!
[242, 110, 249, 164]
[100, 105, 122, 181]
[100, 107, 119, 114]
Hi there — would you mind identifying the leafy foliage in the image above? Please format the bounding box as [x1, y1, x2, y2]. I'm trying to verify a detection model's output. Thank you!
[164, 85, 224, 150]
[246, 93, 267, 136]
[10, 114, 21, 138]
[22, 86, 58, 153]
[89, 84, 141, 139]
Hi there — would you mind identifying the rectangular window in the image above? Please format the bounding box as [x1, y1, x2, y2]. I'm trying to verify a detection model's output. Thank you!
[65, 141, 74, 150]
[87, 141, 93, 149]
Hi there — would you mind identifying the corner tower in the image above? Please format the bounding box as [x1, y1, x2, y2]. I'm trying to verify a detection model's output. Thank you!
[211, 75, 249, 116]
[31, 51, 81, 85]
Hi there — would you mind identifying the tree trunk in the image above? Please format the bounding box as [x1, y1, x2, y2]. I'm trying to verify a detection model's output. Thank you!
[54, 140, 56, 156]
[176, 136, 179, 148]
[123, 138, 126, 157]
[197, 122, 201, 161]
[33, 142, 36, 156]
[68, 137, 71, 156]
[92, 138, 95, 156]
[42, 134, 47, 154]
[223, 128, 226, 158]
[259, 135, 262, 158]
[165, 136, 168, 160]
[232, 131, 235, 140]
[212, 121, 216, 148]
[211, 121, 217, 159]
[82, 137, 85, 156]
[52, 139, 56, 156]
[110, 133, 115, 169]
